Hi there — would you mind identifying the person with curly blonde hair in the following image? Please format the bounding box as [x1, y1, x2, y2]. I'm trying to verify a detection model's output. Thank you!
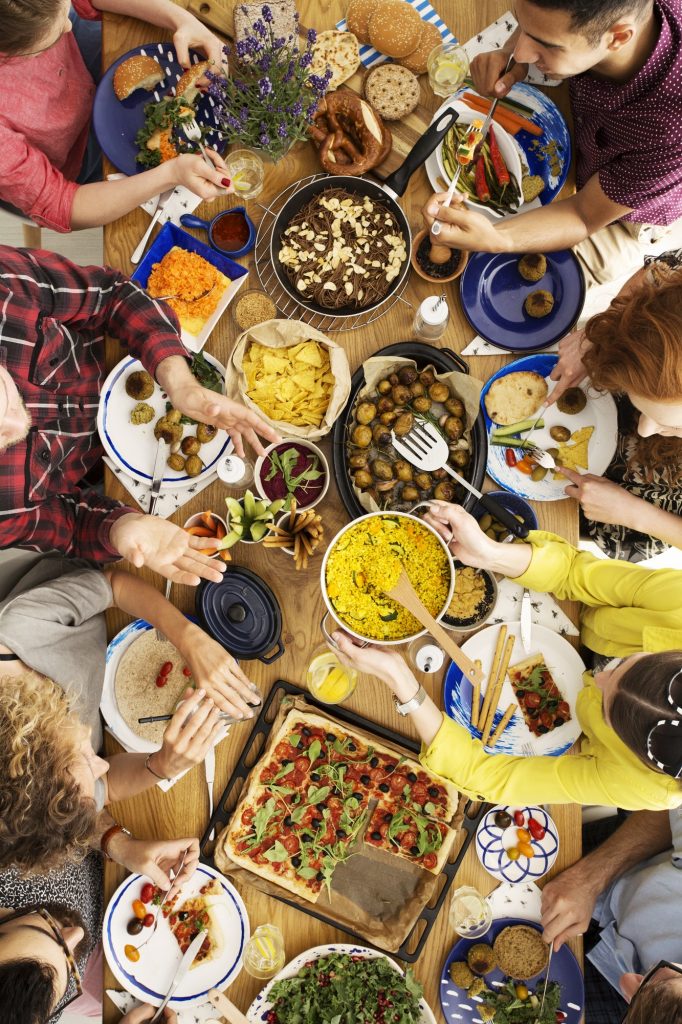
[549, 248, 682, 561]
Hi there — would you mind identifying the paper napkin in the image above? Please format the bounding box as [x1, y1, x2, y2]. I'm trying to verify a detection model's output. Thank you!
[107, 989, 221, 1023]
[462, 12, 560, 88]
[107, 174, 204, 225]
[490, 579, 579, 637]
[336, 0, 456, 68]
[104, 456, 219, 518]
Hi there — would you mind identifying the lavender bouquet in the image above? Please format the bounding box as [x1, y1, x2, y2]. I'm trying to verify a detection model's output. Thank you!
[208, 5, 332, 161]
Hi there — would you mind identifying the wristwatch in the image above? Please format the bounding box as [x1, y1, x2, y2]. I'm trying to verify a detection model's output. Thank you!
[394, 685, 427, 717]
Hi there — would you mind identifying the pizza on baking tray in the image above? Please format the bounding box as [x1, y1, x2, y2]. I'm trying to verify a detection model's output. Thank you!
[217, 711, 459, 902]
[507, 653, 572, 737]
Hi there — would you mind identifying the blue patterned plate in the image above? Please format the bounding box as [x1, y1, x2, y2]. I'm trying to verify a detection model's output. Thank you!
[443, 620, 585, 756]
[480, 353, 618, 500]
[476, 805, 559, 883]
[93, 44, 226, 176]
[440, 917, 584, 1024]
[103, 863, 248, 1007]
[247, 944, 437, 1024]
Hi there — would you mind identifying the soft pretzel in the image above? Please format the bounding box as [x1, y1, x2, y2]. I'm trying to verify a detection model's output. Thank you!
[310, 91, 388, 175]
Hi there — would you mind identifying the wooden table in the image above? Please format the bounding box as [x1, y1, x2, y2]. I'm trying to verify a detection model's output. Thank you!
[102, 3, 582, 1020]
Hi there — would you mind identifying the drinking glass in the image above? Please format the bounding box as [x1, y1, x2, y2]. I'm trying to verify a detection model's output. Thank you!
[307, 644, 357, 704]
[225, 149, 265, 199]
[242, 924, 286, 979]
[449, 885, 493, 938]
[427, 43, 470, 98]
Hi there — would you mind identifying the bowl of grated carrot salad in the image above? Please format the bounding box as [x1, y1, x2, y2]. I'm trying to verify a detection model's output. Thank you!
[147, 246, 230, 334]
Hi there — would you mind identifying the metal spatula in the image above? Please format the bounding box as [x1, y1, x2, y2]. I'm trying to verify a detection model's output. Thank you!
[391, 419, 529, 539]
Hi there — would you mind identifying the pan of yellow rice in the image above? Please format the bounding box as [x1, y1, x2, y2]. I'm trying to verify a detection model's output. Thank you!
[321, 511, 454, 644]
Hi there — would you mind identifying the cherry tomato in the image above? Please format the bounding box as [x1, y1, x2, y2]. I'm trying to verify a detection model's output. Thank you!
[126, 918, 143, 936]
[557, 701, 571, 719]
[505, 448, 517, 467]
[140, 883, 154, 904]
[295, 756, 311, 773]
[515, 984, 529, 1000]
[282, 834, 300, 854]
[183, 666, 192, 677]
[422, 852, 438, 870]
[160, 661, 173, 676]
[516, 457, 534, 475]
[155, 675, 167, 688]
[124, 944, 141, 963]
[506, 846, 521, 861]
[513, 810, 525, 827]
[132, 899, 146, 919]
[242, 807, 255, 826]
[142, 913, 155, 928]
[400, 831, 417, 850]
[528, 817, 546, 841]
[516, 828, 531, 843]
[390, 773, 408, 794]
[518, 841, 535, 858]
[494, 810, 512, 829]
[539, 710, 555, 730]
[524, 692, 542, 709]
[556, 1013, 567, 1022]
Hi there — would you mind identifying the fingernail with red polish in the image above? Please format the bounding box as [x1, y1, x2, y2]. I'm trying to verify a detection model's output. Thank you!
[221, 177, 231, 187]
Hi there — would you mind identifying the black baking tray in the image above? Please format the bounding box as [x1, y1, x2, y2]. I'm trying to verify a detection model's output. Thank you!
[330, 341, 488, 522]
[200, 679, 485, 963]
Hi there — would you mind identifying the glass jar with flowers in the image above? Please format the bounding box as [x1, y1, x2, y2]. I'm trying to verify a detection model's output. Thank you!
[208, 5, 332, 162]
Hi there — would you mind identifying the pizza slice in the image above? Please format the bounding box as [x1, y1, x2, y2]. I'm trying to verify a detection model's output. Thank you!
[167, 879, 226, 968]
[364, 799, 456, 874]
[507, 653, 572, 737]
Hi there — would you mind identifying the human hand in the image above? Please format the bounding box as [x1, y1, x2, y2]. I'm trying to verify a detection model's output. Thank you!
[541, 865, 600, 951]
[424, 501, 498, 567]
[173, 17, 227, 69]
[120, 1004, 178, 1024]
[108, 835, 200, 900]
[547, 330, 589, 406]
[171, 150, 233, 202]
[470, 48, 528, 98]
[560, 469, 642, 528]
[165, 383, 280, 458]
[111, 514, 227, 585]
[331, 630, 414, 692]
[154, 688, 225, 778]
[182, 628, 262, 717]
[423, 192, 502, 253]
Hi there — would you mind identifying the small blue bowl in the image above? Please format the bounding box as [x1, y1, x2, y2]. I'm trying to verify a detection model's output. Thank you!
[180, 208, 256, 259]
[473, 490, 538, 535]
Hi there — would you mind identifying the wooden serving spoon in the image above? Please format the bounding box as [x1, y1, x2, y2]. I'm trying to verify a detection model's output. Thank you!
[384, 570, 485, 687]
[208, 988, 251, 1024]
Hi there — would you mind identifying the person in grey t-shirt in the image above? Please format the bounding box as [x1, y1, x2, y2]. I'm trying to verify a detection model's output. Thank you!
[0, 554, 262, 883]
[540, 808, 682, 1022]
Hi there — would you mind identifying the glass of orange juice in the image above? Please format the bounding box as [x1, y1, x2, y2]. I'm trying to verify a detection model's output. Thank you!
[306, 645, 357, 704]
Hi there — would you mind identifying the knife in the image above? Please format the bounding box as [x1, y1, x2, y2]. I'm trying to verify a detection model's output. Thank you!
[148, 438, 170, 516]
[150, 928, 206, 1022]
[534, 943, 554, 1024]
[520, 588, 532, 654]
[205, 744, 216, 841]
[131, 187, 176, 265]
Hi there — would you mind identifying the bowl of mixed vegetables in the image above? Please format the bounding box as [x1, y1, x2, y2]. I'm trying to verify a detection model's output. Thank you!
[436, 105, 524, 218]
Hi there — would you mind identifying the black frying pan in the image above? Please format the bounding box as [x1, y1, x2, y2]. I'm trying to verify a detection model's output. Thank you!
[270, 108, 460, 318]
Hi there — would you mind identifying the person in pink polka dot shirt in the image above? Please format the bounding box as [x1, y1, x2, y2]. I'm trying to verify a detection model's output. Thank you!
[423, 0, 682, 286]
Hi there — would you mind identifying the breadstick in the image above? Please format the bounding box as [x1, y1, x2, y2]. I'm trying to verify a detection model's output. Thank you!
[478, 626, 507, 734]
[488, 703, 518, 748]
[470, 659, 483, 730]
[482, 635, 516, 745]
[289, 497, 297, 530]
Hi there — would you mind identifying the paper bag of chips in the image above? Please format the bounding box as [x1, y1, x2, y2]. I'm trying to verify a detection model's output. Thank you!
[228, 319, 351, 439]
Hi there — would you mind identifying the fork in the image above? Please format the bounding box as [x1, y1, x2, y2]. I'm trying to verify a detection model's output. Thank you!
[521, 742, 534, 757]
[391, 418, 529, 539]
[182, 117, 214, 172]
[526, 444, 556, 470]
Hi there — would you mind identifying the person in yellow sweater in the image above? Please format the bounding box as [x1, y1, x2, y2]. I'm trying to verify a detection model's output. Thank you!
[331, 502, 682, 811]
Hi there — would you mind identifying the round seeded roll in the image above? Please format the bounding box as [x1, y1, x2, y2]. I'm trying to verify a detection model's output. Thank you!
[368, 0, 423, 58]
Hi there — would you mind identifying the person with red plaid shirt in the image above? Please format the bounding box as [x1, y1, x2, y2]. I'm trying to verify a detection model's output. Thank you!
[0, 245, 279, 581]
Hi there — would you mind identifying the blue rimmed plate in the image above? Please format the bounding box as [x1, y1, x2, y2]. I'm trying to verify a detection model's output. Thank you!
[103, 863, 248, 1007]
[480, 352, 618, 500]
[443, 620, 585, 757]
[459, 249, 585, 352]
[97, 350, 232, 488]
[93, 44, 226, 177]
[476, 805, 559, 883]
[440, 917, 584, 1024]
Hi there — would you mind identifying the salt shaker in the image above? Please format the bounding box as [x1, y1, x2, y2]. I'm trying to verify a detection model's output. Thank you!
[412, 294, 449, 341]
[407, 636, 445, 673]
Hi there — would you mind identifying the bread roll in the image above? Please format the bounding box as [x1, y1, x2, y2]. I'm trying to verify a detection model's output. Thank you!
[113, 54, 165, 101]
[175, 60, 211, 104]
[399, 20, 442, 75]
[368, 1, 422, 58]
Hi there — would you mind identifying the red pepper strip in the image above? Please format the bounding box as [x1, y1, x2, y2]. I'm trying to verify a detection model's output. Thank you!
[488, 123, 510, 185]
[474, 156, 490, 202]
[505, 448, 517, 467]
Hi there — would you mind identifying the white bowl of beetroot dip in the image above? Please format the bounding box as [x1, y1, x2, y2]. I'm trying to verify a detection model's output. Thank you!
[254, 438, 329, 511]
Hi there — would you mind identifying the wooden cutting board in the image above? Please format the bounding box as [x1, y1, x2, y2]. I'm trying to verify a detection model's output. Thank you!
[187, 0, 442, 180]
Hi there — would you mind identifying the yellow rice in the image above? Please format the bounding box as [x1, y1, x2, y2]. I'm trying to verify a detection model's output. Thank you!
[325, 515, 450, 641]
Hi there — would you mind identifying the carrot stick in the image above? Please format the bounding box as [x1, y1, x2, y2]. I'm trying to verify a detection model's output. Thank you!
[186, 525, 214, 537]
[462, 92, 543, 136]
[200, 510, 216, 530]
[218, 549, 231, 562]
[215, 521, 227, 539]
[198, 546, 219, 555]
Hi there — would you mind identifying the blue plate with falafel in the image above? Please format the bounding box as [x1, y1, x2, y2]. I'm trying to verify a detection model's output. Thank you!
[460, 249, 585, 352]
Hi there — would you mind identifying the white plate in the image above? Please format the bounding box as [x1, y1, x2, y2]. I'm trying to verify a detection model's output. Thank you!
[103, 863, 249, 1008]
[476, 804, 559, 884]
[101, 618, 158, 754]
[443, 621, 585, 756]
[435, 102, 524, 218]
[97, 353, 232, 489]
[247, 943, 436, 1024]
[481, 353, 618, 501]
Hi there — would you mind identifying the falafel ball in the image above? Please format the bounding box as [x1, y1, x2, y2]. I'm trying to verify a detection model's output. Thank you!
[153, 416, 182, 445]
[185, 455, 204, 477]
[167, 453, 186, 472]
[196, 423, 217, 443]
[524, 289, 555, 318]
[466, 943, 496, 975]
[130, 402, 155, 425]
[518, 253, 547, 282]
[449, 961, 475, 989]
[125, 370, 154, 400]
[181, 436, 201, 456]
